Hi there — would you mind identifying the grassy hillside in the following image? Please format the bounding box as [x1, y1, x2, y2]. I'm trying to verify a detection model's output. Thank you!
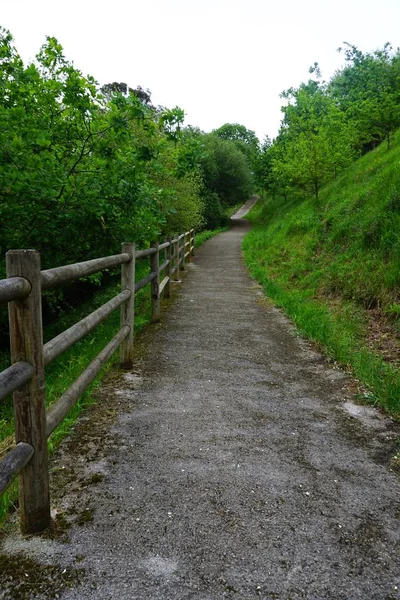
[243, 131, 400, 417]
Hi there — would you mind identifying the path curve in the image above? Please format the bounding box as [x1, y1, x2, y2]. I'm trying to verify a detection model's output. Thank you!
[2, 204, 399, 600]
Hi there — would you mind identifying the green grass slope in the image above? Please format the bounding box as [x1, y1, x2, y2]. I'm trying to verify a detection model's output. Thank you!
[244, 131, 400, 417]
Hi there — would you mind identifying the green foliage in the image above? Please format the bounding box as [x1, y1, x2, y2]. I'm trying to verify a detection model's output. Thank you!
[243, 133, 400, 415]
[213, 123, 260, 172]
[331, 43, 400, 150]
[0, 27, 203, 276]
[261, 42, 400, 200]
[171, 126, 257, 230]
[254, 136, 272, 191]
[269, 80, 356, 199]
[201, 190, 225, 230]
[0, 25, 258, 327]
[0, 27, 256, 523]
[200, 134, 255, 208]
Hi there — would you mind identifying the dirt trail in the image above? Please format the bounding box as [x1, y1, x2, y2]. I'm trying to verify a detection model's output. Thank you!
[1, 199, 399, 600]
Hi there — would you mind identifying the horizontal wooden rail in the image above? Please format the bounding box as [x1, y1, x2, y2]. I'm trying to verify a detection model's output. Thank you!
[0, 277, 31, 305]
[0, 361, 34, 401]
[0, 442, 34, 496]
[159, 259, 169, 273]
[46, 325, 130, 437]
[159, 276, 169, 296]
[43, 290, 131, 366]
[0, 227, 195, 533]
[136, 247, 157, 259]
[135, 271, 156, 293]
[41, 253, 131, 290]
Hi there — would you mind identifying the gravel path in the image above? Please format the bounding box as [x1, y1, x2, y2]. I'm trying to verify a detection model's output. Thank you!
[1, 200, 399, 599]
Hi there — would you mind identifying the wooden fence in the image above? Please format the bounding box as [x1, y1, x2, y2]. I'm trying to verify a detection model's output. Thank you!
[0, 229, 195, 533]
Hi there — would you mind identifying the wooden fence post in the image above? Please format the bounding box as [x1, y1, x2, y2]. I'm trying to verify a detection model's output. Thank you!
[120, 242, 135, 369]
[150, 242, 160, 322]
[174, 237, 180, 282]
[190, 229, 195, 257]
[164, 240, 171, 299]
[181, 233, 186, 271]
[6, 249, 51, 534]
[187, 231, 192, 263]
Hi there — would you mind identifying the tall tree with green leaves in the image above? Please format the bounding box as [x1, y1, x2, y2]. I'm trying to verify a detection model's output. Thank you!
[330, 42, 400, 150]
[213, 123, 260, 173]
[0, 27, 203, 272]
[275, 80, 355, 198]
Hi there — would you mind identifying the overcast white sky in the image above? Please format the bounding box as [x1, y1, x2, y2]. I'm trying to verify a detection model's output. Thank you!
[2, 0, 400, 141]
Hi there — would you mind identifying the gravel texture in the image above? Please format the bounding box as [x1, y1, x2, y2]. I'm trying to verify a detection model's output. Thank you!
[1, 200, 399, 600]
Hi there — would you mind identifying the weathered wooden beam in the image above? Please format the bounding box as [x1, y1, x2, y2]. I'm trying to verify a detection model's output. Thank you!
[190, 229, 195, 257]
[120, 243, 135, 369]
[150, 242, 160, 323]
[41, 253, 131, 290]
[159, 259, 170, 273]
[0, 277, 31, 305]
[136, 247, 157, 259]
[164, 240, 171, 299]
[6, 249, 51, 534]
[43, 290, 131, 366]
[135, 271, 156, 293]
[159, 276, 170, 297]
[181, 233, 186, 271]
[0, 361, 33, 401]
[0, 442, 34, 496]
[46, 325, 130, 437]
[185, 235, 191, 264]
[158, 241, 170, 251]
[173, 238, 180, 282]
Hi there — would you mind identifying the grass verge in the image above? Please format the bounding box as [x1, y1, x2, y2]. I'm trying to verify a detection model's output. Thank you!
[195, 226, 228, 247]
[243, 145, 400, 418]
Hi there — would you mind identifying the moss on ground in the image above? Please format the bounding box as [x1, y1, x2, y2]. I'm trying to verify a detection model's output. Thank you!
[0, 553, 84, 600]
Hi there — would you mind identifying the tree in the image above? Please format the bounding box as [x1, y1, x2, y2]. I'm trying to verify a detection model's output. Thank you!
[100, 82, 153, 106]
[213, 123, 260, 172]
[254, 136, 273, 194]
[258, 42, 400, 201]
[278, 82, 350, 197]
[0, 29, 202, 273]
[200, 134, 255, 207]
[330, 43, 400, 150]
